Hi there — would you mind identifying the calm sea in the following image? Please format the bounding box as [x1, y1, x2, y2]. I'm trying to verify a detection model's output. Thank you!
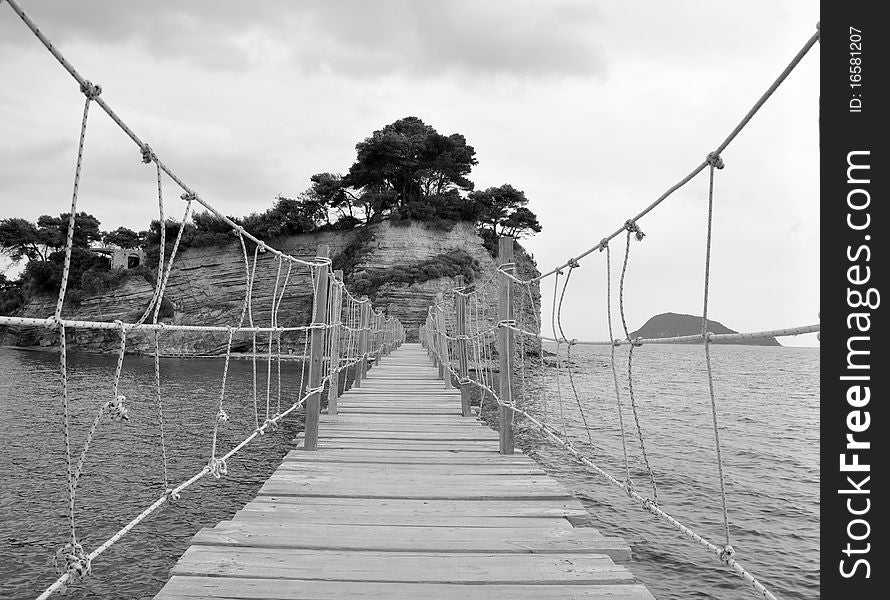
[0, 344, 818, 600]
[510, 343, 819, 600]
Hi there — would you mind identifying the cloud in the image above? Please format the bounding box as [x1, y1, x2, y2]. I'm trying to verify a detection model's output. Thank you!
[1, 0, 608, 79]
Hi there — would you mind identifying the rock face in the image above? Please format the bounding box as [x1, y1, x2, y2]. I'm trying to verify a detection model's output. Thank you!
[2, 221, 541, 353]
[630, 312, 781, 346]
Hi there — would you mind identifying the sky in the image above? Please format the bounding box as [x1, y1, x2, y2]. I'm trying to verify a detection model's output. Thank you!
[0, 0, 820, 346]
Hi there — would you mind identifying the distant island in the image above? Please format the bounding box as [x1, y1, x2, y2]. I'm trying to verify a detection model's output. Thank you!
[630, 312, 781, 346]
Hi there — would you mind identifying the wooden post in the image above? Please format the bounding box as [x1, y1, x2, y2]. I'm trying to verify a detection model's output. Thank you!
[497, 236, 515, 455]
[454, 275, 472, 417]
[327, 269, 344, 414]
[436, 305, 449, 389]
[433, 293, 445, 380]
[374, 311, 384, 364]
[303, 244, 330, 451]
[355, 300, 370, 386]
[429, 309, 439, 367]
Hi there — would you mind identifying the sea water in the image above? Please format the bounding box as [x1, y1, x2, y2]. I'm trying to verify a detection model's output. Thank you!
[0, 344, 818, 599]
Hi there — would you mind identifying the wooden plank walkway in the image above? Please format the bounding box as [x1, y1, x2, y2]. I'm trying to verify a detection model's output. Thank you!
[154, 343, 654, 599]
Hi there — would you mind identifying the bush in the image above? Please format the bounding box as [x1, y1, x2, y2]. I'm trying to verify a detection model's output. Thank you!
[333, 215, 362, 230]
[357, 249, 481, 301]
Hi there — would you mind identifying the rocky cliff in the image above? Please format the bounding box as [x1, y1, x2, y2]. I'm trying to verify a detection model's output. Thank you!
[2, 221, 541, 353]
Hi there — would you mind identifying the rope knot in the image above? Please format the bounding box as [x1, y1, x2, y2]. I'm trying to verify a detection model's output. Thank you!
[612, 339, 622, 347]
[46, 315, 63, 331]
[257, 242, 267, 254]
[458, 377, 472, 385]
[562, 440, 576, 453]
[641, 497, 658, 511]
[706, 152, 725, 169]
[109, 395, 129, 421]
[180, 192, 196, 203]
[497, 319, 517, 329]
[632, 337, 644, 347]
[164, 488, 180, 501]
[232, 225, 245, 237]
[79, 80, 102, 99]
[140, 144, 155, 164]
[54, 542, 91, 584]
[567, 258, 580, 269]
[623, 479, 636, 497]
[208, 456, 228, 478]
[216, 408, 229, 423]
[719, 544, 735, 564]
[625, 220, 646, 241]
[598, 239, 608, 252]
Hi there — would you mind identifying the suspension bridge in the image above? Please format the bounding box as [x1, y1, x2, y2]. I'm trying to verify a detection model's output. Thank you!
[0, 1, 820, 599]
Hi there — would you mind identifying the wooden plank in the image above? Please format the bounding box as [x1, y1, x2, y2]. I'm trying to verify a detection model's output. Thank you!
[281, 451, 538, 465]
[190, 523, 631, 560]
[244, 496, 591, 518]
[275, 463, 547, 475]
[157, 577, 655, 600]
[231, 510, 580, 530]
[172, 547, 635, 582]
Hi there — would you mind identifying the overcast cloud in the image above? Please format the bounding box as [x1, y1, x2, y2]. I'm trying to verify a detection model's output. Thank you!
[0, 0, 820, 346]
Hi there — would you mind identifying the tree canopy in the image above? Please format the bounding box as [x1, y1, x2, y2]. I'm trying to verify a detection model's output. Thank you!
[343, 116, 478, 212]
[294, 116, 541, 239]
[0, 212, 102, 263]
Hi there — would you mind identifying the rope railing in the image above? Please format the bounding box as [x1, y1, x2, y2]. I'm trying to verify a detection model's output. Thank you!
[0, 2, 406, 597]
[420, 23, 819, 600]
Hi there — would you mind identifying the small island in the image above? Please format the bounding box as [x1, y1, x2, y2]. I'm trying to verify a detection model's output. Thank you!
[630, 312, 781, 346]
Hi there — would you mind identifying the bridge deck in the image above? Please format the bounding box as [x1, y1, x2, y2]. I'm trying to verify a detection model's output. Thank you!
[154, 343, 654, 599]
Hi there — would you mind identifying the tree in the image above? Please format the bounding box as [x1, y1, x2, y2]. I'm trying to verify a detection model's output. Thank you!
[468, 184, 536, 235]
[102, 227, 143, 249]
[500, 206, 542, 238]
[418, 132, 476, 197]
[0, 218, 45, 262]
[344, 117, 477, 216]
[307, 173, 360, 221]
[37, 212, 102, 250]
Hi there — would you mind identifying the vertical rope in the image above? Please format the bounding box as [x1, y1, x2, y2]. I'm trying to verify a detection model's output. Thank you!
[54, 96, 92, 318]
[275, 261, 292, 415]
[137, 162, 166, 324]
[266, 256, 283, 421]
[702, 162, 732, 550]
[153, 329, 169, 491]
[150, 197, 193, 324]
[618, 230, 658, 502]
[58, 324, 76, 546]
[555, 265, 593, 446]
[247, 245, 260, 430]
[605, 244, 632, 483]
[550, 272, 567, 437]
[210, 233, 252, 459]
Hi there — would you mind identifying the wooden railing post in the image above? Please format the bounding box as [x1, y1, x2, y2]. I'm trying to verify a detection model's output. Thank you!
[497, 236, 515, 455]
[454, 275, 472, 417]
[303, 244, 330, 452]
[433, 293, 445, 381]
[374, 310, 384, 365]
[354, 300, 370, 386]
[327, 269, 344, 414]
[436, 306, 449, 389]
